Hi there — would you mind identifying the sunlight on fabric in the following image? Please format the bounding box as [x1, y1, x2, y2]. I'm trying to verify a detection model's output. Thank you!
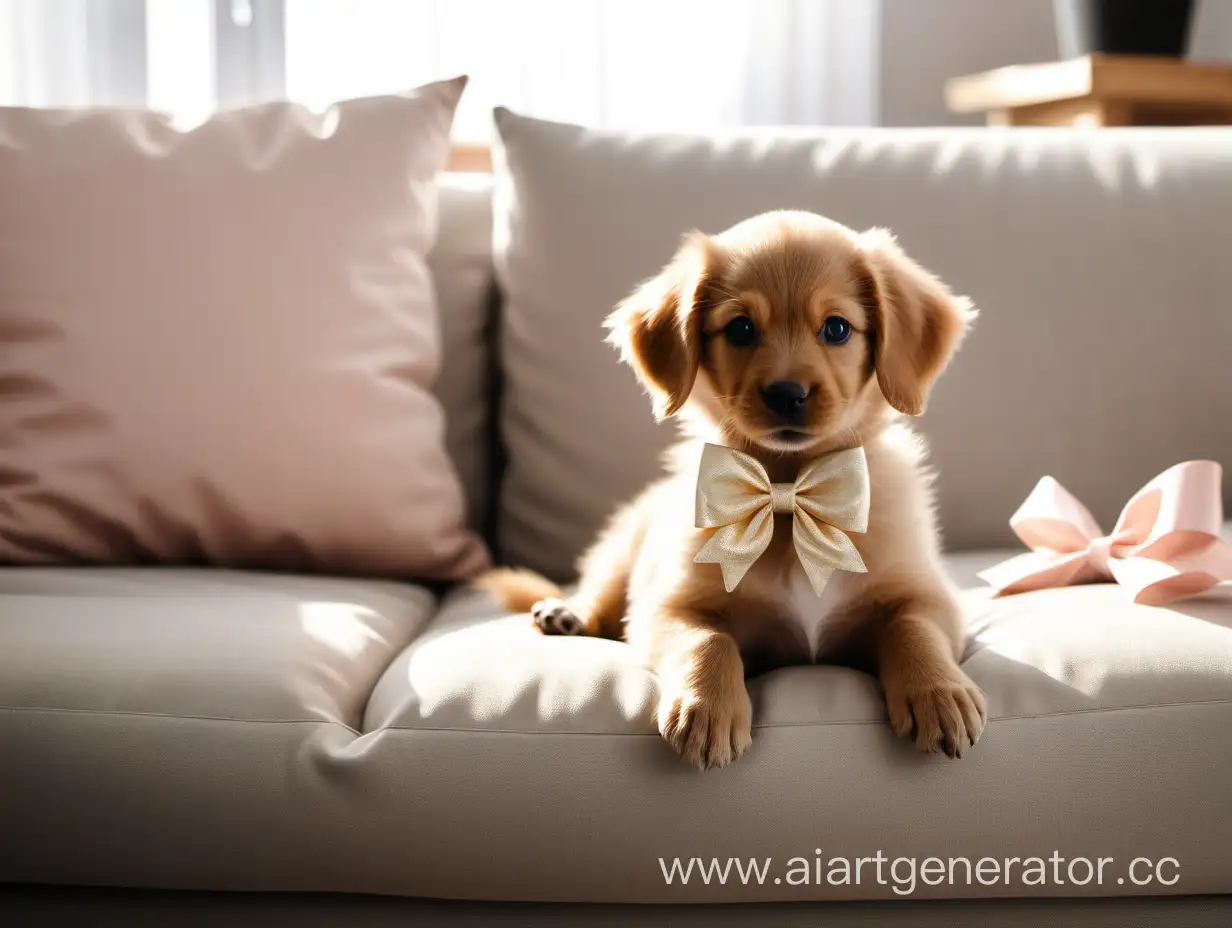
[971, 588, 1232, 701]
[404, 614, 656, 727]
[300, 601, 385, 659]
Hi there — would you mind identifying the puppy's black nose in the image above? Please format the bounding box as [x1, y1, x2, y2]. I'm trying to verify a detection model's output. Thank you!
[762, 380, 810, 422]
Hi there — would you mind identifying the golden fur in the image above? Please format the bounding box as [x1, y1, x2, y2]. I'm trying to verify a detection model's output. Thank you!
[477, 211, 985, 770]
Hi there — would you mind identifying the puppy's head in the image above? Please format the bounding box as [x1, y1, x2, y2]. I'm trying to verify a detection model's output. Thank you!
[605, 211, 975, 454]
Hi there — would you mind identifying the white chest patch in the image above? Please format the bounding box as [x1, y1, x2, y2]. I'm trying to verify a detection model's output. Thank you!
[780, 561, 848, 659]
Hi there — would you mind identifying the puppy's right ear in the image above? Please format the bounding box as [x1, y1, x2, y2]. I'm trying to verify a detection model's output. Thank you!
[604, 232, 720, 420]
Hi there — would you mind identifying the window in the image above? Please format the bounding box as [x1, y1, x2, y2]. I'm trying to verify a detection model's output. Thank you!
[1, 0, 880, 136]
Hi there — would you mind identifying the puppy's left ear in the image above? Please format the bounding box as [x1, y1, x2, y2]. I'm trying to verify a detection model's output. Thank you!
[858, 228, 977, 416]
[604, 231, 721, 420]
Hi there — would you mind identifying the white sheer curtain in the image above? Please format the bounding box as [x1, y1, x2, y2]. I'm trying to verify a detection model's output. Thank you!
[1, 0, 880, 135]
[0, 0, 214, 112]
[282, 0, 880, 138]
[1, 0, 132, 107]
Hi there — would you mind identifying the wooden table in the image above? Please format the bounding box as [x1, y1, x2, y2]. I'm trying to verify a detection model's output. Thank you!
[447, 143, 493, 173]
[945, 54, 1232, 127]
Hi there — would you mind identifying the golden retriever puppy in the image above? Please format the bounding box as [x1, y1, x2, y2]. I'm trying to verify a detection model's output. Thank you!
[479, 211, 985, 770]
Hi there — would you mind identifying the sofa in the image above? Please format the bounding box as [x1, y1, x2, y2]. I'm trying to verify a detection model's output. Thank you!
[3, 114, 1231, 926]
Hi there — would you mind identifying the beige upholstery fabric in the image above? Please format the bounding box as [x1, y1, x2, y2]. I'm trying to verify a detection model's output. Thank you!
[0, 568, 434, 730]
[429, 173, 497, 540]
[492, 111, 1232, 580]
[0, 79, 487, 580]
[4, 563, 1230, 903]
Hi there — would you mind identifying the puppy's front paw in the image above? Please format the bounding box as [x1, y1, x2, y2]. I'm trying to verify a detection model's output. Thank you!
[884, 669, 986, 758]
[658, 682, 753, 771]
[531, 597, 585, 636]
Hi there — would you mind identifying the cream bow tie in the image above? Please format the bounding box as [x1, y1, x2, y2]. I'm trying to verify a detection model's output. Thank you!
[694, 443, 870, 596]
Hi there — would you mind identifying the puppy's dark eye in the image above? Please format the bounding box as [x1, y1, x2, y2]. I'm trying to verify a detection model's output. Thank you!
[820, 316, 851, 345]
[724, 316, 758, 348]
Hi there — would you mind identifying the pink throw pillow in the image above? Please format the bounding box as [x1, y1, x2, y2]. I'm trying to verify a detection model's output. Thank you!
[0, 76, 489, 579]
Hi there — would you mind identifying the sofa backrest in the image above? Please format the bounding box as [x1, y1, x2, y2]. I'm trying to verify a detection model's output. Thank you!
[472, 115, 1232, 580]
[428, 173, 497, 543]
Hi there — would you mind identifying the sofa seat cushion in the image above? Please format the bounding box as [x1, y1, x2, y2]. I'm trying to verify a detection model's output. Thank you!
[0, 568, 434, 730]
[3, 565, 1230, 903]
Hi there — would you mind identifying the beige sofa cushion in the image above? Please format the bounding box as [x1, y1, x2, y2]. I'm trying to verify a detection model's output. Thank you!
[4, 563, 1229, 903]
[492, 111, 1232, 580]
[0, 78, 487, 580]
[0, 568, 435, 729]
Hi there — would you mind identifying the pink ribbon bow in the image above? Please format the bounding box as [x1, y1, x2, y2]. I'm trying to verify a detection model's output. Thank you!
[979, 460, 1232, 606]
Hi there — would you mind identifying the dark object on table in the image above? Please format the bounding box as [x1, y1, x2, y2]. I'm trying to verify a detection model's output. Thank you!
[1054, 0, 1194, 57]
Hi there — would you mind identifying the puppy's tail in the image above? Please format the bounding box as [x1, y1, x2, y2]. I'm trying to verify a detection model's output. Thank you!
[472, 567, 562, 613]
